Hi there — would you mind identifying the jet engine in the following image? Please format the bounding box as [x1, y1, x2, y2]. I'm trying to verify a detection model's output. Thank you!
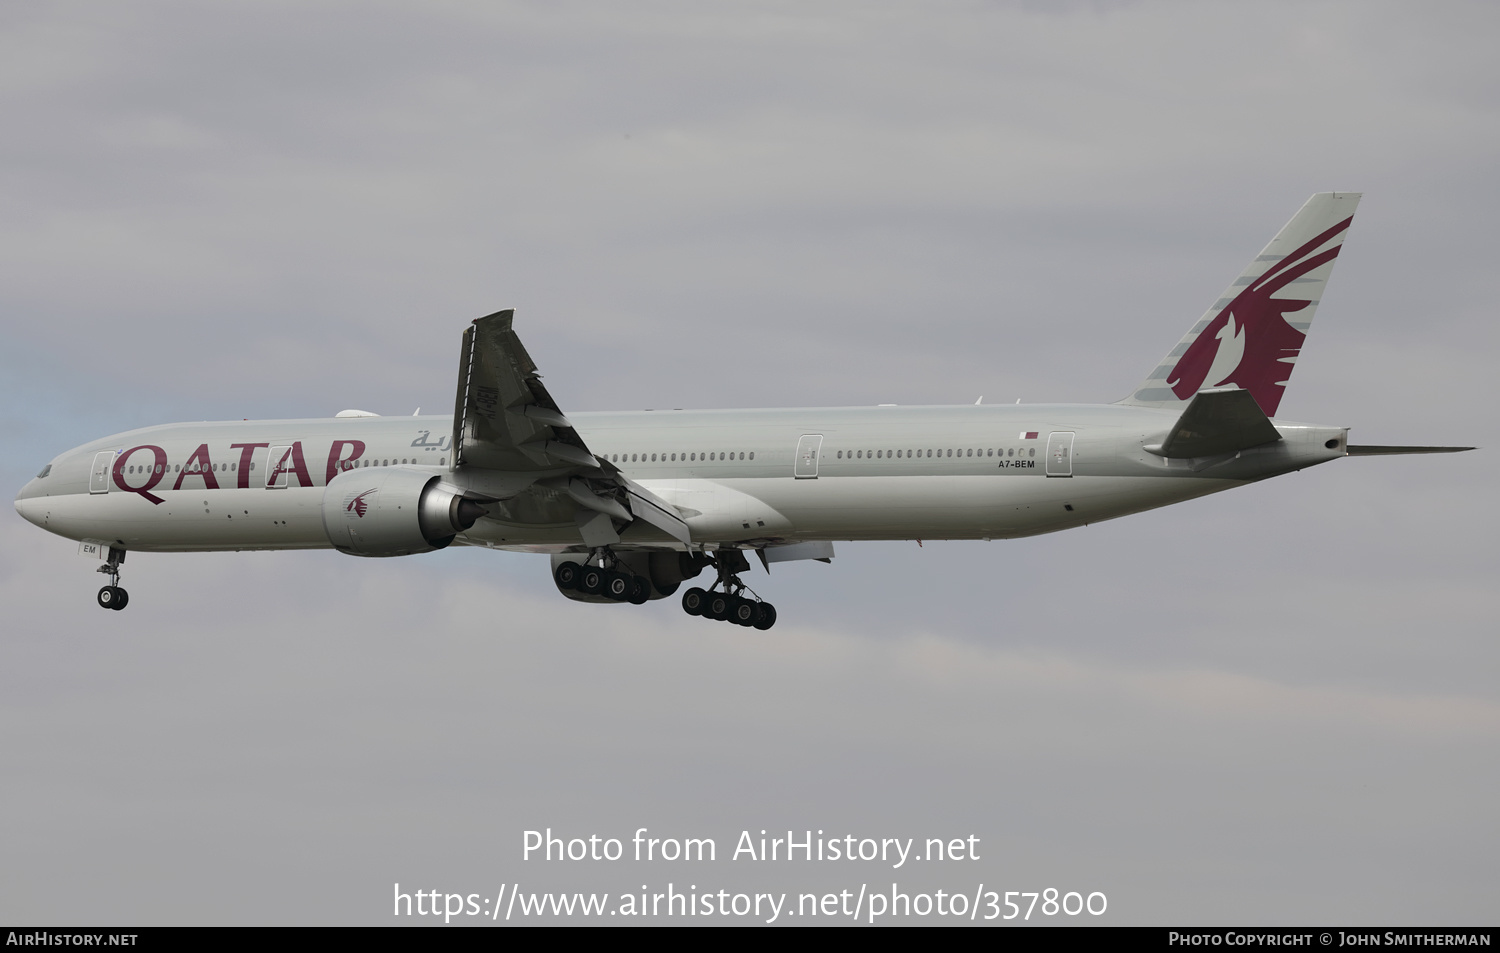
[322, 467, 487, 557]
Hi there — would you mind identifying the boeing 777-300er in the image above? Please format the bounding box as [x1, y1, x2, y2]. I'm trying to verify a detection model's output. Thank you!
[13, 193, 1473, 628]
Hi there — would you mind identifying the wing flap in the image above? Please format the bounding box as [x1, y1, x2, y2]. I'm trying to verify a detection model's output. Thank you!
[623, 482, 692, 545]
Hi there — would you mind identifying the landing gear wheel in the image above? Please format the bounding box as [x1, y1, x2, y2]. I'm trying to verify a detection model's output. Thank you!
[730, 597, 757, 626]
[681, 587, 707, 616]
[97, 586, 126, 610]
[706, 592, 730, 621]
[554, 561, 582, 590]
[753, 602, 777, 630]
[628, 577, 651, 605]
[95, 546, 128, 610]
[579, 567, 605, 595]
[602, 571, 631, 601]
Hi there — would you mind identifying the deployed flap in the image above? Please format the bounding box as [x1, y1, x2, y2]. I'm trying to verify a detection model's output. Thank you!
[453, 309, 601, 473]
[621, 479, 692, 545]
[1149, 387, 1282, 458]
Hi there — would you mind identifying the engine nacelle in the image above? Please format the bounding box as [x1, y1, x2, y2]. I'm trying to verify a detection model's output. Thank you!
[323, 467, 487, 557]
[549, 551, 706, 603]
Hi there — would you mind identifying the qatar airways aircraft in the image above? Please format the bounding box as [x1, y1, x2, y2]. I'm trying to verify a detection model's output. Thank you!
[13, 193, 1471, 627]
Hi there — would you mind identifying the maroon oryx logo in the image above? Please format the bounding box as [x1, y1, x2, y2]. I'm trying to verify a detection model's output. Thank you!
[345, 489, 376, 518]
[1167, 216, 1352, 416]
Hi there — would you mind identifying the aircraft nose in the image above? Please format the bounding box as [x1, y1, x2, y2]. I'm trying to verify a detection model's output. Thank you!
[14, 487, 44, 527]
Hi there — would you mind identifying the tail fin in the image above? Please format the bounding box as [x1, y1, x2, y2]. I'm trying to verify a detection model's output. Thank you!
[1120, 192, 1361, 417]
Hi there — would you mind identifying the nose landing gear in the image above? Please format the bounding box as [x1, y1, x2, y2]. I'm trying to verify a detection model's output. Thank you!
[681, 550, 776, 630]
[95, 546, 128, 610]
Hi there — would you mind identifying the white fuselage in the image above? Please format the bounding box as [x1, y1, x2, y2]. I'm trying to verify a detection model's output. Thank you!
[13, 403, 1348, 555]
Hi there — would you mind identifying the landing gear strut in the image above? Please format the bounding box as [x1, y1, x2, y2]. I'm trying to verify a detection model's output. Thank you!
[681, 550, 777, 630]
[95, 546, 128, 611]
[554, 548, 651, 605]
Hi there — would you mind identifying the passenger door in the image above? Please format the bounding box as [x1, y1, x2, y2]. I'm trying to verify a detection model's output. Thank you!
[794, 434, 823, 479]
[1046, 432, 1075, 477]
[89, 451, 115, 494]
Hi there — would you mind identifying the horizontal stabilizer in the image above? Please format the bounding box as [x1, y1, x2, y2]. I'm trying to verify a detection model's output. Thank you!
[1346, 445, 1475, 456]
[1148, 387, 1282, 458]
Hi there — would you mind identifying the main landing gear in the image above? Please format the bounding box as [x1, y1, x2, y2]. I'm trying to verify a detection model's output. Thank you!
[681, 551, 777, 630]
[96, 546, 129, 611]
[554, 549, 652, 604]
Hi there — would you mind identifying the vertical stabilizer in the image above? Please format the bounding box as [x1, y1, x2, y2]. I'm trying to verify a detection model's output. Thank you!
[1120, 192, 1360, 416]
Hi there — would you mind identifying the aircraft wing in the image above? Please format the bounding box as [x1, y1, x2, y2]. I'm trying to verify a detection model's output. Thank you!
[452, 309, 691, 545]
[452, 309, 601, 472]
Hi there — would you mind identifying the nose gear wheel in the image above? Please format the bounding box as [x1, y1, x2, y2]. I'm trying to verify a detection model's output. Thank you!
[94, 547, 129, 611]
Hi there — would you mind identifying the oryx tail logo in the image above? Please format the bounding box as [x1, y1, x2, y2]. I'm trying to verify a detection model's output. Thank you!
[345, 488, 377, 518]
[1167, 216, 1352, 416]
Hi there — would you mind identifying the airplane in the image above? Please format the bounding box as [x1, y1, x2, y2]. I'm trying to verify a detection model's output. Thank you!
[12, 192, 1473, 628]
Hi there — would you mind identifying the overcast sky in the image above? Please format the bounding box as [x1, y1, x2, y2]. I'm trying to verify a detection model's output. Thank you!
[1, 0, 1496, 926]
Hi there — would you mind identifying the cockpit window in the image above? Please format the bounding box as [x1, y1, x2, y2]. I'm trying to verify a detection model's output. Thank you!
[37, 464, 51, 479]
